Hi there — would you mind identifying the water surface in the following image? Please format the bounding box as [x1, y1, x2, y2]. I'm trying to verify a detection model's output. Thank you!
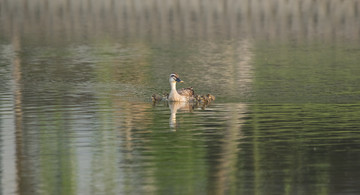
[1, 0, 360, 194]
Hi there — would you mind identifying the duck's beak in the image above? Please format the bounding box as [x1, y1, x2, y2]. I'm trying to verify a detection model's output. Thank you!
[175, 77, 184, 83]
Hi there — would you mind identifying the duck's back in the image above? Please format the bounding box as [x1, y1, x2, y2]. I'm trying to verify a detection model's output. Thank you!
[177, 87, 194, 97]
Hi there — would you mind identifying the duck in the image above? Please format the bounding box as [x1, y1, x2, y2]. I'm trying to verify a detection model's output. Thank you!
[152, 73, 215, 103]
[168, 73, 195, 102]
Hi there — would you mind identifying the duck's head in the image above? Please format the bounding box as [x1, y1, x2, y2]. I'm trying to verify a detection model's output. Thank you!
[169, 73, 184, 83]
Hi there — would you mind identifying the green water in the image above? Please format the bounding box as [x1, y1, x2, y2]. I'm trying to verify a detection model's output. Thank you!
[1, 0, 360, 194]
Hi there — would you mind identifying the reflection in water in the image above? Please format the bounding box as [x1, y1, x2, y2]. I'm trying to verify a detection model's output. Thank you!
[208, 103, 247, 195]
[1, 33, 22, 195]
[168, 101, 187, 130]
[167, 101, 212, 130]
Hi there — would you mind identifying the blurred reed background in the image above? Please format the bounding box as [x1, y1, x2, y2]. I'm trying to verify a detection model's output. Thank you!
[1, 0, 360, 43]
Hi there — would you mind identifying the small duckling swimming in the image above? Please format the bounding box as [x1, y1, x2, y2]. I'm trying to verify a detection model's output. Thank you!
[194, 95, 203, 102]
[151, 94, 163, 102]
[152, 93, 169, 102]
[206, 94, 216, 101]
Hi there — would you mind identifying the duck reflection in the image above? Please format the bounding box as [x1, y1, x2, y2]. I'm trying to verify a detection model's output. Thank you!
[169, 101, 190, 129]
[167, 101, 212, 130]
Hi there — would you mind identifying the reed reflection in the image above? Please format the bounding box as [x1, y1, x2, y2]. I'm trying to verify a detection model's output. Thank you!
[11, 33, 22, 195]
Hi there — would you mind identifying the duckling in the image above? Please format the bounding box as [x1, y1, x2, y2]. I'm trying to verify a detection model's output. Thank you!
[162, 93, 169, 101]
[206, 94, 216, 101]
[151, 94, 163, 102]
[194, 95, 203, 102]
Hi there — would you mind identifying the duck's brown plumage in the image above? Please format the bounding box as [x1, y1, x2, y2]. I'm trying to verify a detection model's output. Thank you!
[177, 87, 194, 97]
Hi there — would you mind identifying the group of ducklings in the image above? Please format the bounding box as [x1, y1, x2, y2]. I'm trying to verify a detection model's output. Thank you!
[151, 93, 215, 103]
[194, 94, 216, 103]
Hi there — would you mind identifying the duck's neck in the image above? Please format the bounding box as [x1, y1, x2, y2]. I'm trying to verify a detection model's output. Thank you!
[170, 82, 178, 94]
[169, 82, 182, 101]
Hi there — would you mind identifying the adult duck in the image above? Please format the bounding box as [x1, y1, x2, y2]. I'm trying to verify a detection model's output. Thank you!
[152, 73, 215, 103]
[168, 73, 195, 102]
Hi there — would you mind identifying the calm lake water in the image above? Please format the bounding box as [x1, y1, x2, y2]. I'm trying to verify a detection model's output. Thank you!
[1, 0, 360, 194]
